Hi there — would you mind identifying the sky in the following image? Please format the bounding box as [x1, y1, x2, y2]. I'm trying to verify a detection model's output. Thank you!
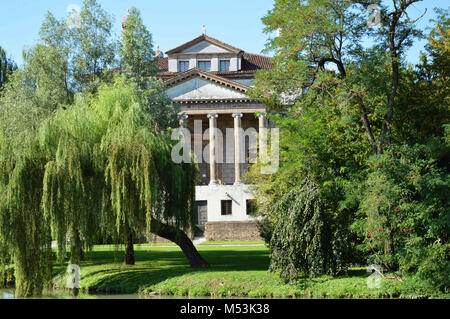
[0, 0, 447, 67]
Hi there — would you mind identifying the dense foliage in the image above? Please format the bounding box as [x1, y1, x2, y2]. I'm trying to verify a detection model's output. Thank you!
[0, 0, 206, 297]
[0, 46, 16, 89]
[120, 7, 157, 79]
[120, 7, 179, 131]
[359, 136, 449, 293]
[248, 0, 449, 295]
[268, 179, 351, 282]
[0, 76, 198, 296]
[0, 0, 447, 298]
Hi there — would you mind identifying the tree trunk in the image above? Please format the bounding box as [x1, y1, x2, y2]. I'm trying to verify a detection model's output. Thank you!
[150, 219, 210, 268]
[69, 230, 83, 296]
[70, 229, 84, 264]
[124, 226, 135, 265]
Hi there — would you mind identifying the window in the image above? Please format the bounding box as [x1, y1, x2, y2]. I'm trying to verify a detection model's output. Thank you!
[179, 61, 189, 72]
[220, 60, 230, 72]
[221, 200, 232, 215]
[195, 201, 208, 226]
[246, 200, 256, 215]
[198, 60, 211, 71]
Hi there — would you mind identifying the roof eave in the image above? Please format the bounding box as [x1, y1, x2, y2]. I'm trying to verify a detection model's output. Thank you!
[165, 34, 243, 55]
[163, 68, 251, 92]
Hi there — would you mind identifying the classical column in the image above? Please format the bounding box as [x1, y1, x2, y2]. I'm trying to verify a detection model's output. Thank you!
[207, 113, 219, 185]
[232, 113, 244, 185]
[179, 113, 189, 128]
[258, 113, 267, 163]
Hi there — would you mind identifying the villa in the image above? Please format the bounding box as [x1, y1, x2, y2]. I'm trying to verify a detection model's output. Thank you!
[155, 28, 273, 241]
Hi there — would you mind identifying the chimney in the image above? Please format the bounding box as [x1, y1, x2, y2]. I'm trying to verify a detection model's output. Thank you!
[122, 10, 129, 30]
[154, 46, 163, 58]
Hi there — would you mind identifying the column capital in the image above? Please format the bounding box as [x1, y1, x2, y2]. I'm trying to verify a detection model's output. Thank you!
[232, 112, 243, 119]
[179, 113, 189, 128]
[207, 113, 219, 119]
[257, 112, 267, 118]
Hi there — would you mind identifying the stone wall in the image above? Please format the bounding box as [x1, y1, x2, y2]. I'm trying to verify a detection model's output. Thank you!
[205, 221, 262, 241]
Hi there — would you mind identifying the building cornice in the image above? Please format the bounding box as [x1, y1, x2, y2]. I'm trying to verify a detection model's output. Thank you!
[175, 98, 256, 105]
[164, 68, 251, 93]
[180, 106, 266, 116]
[165, 34, 244, 55]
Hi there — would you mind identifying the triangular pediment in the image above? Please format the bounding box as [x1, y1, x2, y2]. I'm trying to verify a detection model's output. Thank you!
[181, 41, 230, 54]
[165, 70, 249, 101]
[166, 77, 248, 101]
[166, 35, 243, 55]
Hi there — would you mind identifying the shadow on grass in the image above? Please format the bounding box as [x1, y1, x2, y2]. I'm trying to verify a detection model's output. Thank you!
[63, 247, 270, 294]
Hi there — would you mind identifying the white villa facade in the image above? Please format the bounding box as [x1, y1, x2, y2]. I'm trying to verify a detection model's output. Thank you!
[155, 31, 273, 240]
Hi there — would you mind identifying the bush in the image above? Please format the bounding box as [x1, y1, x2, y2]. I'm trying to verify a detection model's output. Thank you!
[360, 137, 450, 293]
[268, 179, 351, 282]
[401, 241, 450, 295]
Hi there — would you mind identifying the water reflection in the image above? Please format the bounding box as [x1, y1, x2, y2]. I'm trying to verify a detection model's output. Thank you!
[0, 289, 244, 299]
[1, 289, 14, 299]
[0, 289, 160, 299]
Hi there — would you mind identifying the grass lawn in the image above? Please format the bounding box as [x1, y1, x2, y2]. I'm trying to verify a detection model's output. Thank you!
[92, 243, 177, 249]
[51, 245, 416, 298]
[199, 240, 265, 245]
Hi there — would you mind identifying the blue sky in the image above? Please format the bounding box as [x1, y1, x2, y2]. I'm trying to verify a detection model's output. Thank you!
[0, 0, 446, 67]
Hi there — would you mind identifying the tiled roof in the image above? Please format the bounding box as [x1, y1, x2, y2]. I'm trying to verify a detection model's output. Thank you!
[241, 52, 274, 71]
[156, 53, 273, 80]
[156, 57, 168, 71]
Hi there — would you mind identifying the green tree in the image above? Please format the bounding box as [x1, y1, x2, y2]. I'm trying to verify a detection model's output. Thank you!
[0, 46, 16, 89]
[248, 75, 370, 277]
[0, 0, 209, 293]
[38, 0, 118, 94]
[359, 137, 449, 293]
[120, 7, 157, 80]
[119, 6, 179, 131]
[393, 8, 450, 144]
[252, 0, 424, 155]
[72, 0, 117, 91]
[0, 70, 53, 297]
[248, 0, 429, 281]
[355, 11, 450, 290]
[21, 44, 73, 110]
[0, 76, 208, 297]
[268, 179, 351, 281]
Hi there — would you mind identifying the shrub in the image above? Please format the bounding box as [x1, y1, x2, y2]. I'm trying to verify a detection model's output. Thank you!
[268, 179, 351, 282]
[360, 137, 449, 293]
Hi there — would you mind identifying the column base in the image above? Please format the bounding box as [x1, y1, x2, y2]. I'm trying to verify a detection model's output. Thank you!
[209, 180, 219, 186]
[233, 181, 244, 186]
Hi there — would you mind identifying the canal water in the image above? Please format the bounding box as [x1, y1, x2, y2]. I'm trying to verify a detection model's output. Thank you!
[0, 288, 192, 299]
[0, 288, 245, 299]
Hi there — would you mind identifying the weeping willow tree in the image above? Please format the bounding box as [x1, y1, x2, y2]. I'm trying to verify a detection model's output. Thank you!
[0, 69, 54, 297]
[267, 179, 350, 282]
[0, 144, 54, 296]
[40, 76, 208, 266]
[0, 46, 17, 89]
[0, 75, 208, 297]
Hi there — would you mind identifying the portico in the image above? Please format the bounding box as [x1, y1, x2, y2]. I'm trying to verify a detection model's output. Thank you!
[179, 110, 267, 186]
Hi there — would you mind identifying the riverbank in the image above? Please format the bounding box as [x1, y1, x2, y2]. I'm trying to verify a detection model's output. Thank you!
[49, 245, 438, 299]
